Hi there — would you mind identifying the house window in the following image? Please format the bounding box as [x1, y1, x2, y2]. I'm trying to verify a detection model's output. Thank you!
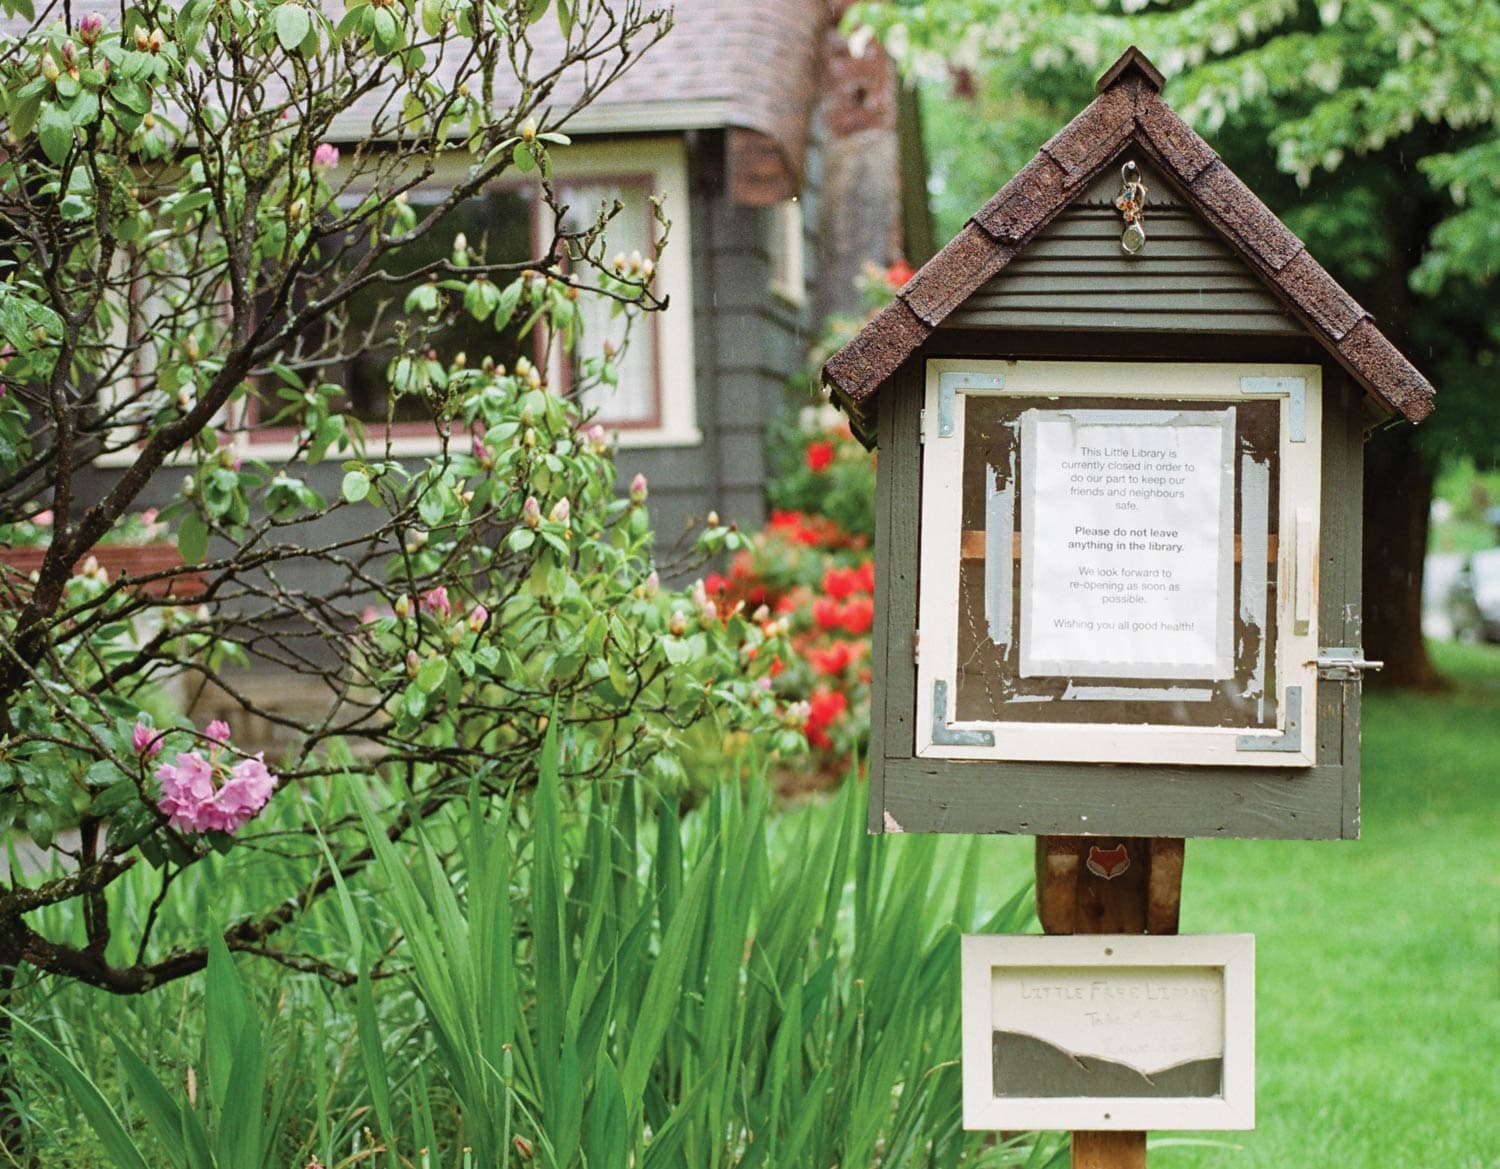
[558, 177, 662, 430]
[767, 197, 806, 306]
[95, 138, 700, 465]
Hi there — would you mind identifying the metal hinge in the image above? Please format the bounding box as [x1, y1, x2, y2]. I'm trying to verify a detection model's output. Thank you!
[1313, 647, 1384, 681]
[912, 630, 921, 664]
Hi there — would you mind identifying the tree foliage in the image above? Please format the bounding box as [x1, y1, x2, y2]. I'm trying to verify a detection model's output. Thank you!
[0, 0, 799, 1015]
[851, 0, 1500, 457]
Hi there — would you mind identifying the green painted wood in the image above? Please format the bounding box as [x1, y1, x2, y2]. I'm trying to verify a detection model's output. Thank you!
[943, 158, 1301, 338]
[879, 758, 1349, 840]
[879, 371, 923, 781]
[1335, 374, 1366, 838]
[867, 393, 895, 832]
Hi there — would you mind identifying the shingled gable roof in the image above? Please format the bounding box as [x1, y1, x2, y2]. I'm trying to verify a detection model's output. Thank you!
[822, 45, 1437, 435]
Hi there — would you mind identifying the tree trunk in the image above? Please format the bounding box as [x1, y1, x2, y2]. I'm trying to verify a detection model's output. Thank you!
[1361, 425, 1440, 689]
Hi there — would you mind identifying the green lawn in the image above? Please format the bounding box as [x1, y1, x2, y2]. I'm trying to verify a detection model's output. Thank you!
[965, 641, 1500, 1168]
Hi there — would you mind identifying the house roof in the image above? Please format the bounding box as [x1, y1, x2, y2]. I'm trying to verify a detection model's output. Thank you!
[2, 1, 828, 198]
[822, 45, 1437, 429]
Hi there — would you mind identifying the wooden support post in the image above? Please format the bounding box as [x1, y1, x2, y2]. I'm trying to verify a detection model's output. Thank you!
[1035, 836, 1185, 1169]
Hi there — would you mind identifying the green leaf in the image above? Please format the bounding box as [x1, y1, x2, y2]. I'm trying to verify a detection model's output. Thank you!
[341, 469, 370, 503]
[37, 104, 74, 164]
[88, 779, 137, 817]
[275, 4, 312, 53]
[512, 141, 535, 174]
[415, 655, 448, 694]
[177, 511, 208, 563]
[371, 4, 399, 50]
[418, 486, 446, 528]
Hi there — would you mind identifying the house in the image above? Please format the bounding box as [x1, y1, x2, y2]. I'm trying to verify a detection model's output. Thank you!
[2, 1, 920, 543]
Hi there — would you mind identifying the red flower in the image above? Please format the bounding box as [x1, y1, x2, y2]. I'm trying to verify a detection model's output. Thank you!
[808, 642, 854, 676]
[770, 654, 784, 677]
[840, 596, 875, 634]
[857, 559, 876, 593]
[704, 572, 729, 596]
[805, 440, 835, 473]
[822, 565, 861, 601]
[805, 688, 849, 748]
[885, 258, 915, 288]
[812, 597, 843, 631]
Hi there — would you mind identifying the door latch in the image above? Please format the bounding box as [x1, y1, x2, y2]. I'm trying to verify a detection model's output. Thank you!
[1312, 648, 1384, 681]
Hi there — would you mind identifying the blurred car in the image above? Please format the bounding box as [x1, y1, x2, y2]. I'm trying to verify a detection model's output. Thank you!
[1446, 549, 1500, 643]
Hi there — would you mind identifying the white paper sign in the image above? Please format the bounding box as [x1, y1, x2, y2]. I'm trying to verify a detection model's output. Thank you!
[1019, 408, 1235, 679]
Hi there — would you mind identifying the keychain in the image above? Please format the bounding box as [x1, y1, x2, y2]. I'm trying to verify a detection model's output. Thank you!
[1114, 160, 1148, 254]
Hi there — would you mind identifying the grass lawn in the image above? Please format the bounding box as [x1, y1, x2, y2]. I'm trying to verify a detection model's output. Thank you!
[953, 640, 1500, 1167]
[977, 641, 1500, 1167]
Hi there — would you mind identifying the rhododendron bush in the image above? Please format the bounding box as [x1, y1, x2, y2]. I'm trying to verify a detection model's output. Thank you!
[0, 0, 800, 1119]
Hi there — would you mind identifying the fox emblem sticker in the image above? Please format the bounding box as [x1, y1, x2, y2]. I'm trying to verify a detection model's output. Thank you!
[1085, 843, 1131, 880]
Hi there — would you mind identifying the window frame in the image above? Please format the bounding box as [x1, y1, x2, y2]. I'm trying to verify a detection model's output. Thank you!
[914, 358, 1323, 768]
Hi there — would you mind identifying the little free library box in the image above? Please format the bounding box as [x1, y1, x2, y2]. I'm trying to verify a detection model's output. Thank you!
[823, 48, 1436, 842]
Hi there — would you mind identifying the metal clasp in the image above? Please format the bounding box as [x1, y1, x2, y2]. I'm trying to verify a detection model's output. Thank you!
[1312, 648, 1384, 681]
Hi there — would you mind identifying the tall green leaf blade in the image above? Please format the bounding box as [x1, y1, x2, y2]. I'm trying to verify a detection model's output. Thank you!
[619, 837, 719, 1112]
[110, 1040, 195, 1169]
[531, 716, 569, 1114]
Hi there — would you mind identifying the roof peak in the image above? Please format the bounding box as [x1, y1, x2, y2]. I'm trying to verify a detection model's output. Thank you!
[1096, 46, 1165, 95]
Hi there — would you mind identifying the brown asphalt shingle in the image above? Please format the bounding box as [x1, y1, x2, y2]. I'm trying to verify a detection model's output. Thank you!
[823, 46, 1436, 427]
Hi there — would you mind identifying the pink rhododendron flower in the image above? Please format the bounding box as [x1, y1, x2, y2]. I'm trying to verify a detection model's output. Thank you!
[467, 603, 489, 632]
[205, 719, 231, 744]
[312, 142, 340, 169]
[421, 586, 450, 617]
[155, 748, 276, 835]
[133, 720, 163, 758]
[77, 12, 103, 44]
[33, 509, 52, 527]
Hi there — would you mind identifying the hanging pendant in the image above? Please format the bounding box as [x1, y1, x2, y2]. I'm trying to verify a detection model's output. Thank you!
[1115, 160, 1148, 255]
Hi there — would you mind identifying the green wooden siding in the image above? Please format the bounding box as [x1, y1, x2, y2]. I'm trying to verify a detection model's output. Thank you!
[943, 162, 1301, 337]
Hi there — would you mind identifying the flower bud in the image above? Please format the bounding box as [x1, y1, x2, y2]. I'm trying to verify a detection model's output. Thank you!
[184, 334, 200, 363]
[691, 580, 707, 609]
[643, 570, 659, 597]
[288, 196, 306, 222]
[134, 28, 149, 50]
[752, 604, 770, 623]
[147, 27, 164, 53]
[394, 594, 412, 618]
[523, 496, 542, 529]
[40, 52, 59, 82]
[467, 603, 489, 632]
[453, 351, 467, 369]
[520, 117, 537, 143]
[668, 610, 688, 637]
[611, 252, 627, 274]
[78, 13, 103, 45]
[629, 472, 648, 503]
[641, 258, 655, 279]
[60, 41, 76, 68]
[706, 511, 719, 528]
[406, 649, 421, 677]
[699, 601, 719, 626]
[548, 497, 570, 524]
[452, 232, 468, 258]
